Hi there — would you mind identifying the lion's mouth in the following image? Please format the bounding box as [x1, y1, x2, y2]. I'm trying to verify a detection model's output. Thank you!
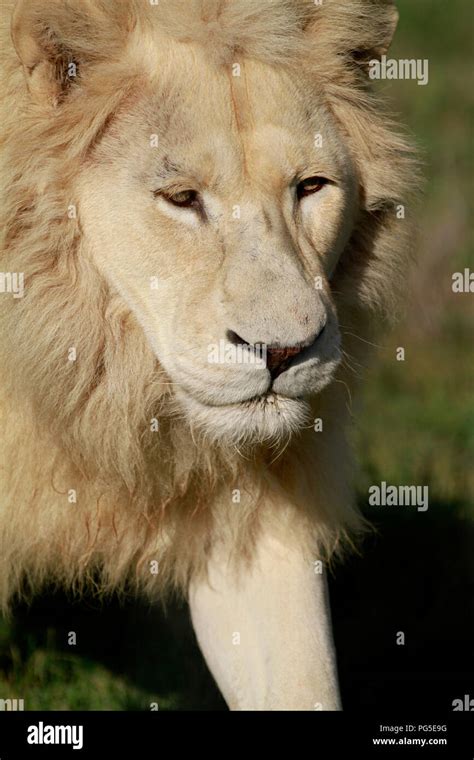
[238, 391, 303, 411]
[175, 385, 312, 444]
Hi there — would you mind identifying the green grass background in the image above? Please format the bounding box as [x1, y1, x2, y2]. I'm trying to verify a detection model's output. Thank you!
[1, 0, 472, 710]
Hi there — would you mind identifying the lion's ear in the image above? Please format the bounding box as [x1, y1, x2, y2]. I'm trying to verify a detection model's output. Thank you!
[11, 0, 78, 106]
[351, 1, 399, 65]
[307, 0, 399, 71]
[11, 0, 129, 107]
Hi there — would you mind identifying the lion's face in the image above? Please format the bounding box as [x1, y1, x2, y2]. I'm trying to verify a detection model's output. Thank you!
[76, 48, 358, 443]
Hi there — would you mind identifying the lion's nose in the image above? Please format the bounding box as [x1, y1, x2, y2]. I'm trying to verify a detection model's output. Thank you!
[266, 344, 306, 379]
[227, 325, 326, 380]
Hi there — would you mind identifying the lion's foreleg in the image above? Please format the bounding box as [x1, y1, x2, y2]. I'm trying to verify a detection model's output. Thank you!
[188, 530, 342, 711]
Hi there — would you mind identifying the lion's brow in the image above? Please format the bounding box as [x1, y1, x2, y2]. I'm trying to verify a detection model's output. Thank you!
[155, 156, 185, 180]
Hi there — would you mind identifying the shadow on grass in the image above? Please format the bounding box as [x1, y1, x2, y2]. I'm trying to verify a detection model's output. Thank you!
[2, 592, 226, 711]
[1, 501, 472, 711]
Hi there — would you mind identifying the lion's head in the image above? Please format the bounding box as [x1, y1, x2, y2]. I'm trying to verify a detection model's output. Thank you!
[1, 0, 416, 471]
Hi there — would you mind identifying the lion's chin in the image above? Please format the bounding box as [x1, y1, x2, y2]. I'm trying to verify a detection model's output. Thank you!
[176, 391, 312, 446]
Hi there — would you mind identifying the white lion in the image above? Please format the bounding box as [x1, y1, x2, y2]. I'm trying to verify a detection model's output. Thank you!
[0, 0, 416, 710]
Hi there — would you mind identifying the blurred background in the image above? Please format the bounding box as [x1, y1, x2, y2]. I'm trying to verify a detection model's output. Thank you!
[1, 0, 472, 711]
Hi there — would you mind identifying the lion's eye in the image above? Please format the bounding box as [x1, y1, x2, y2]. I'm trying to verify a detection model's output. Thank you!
[297, 176, 329, 200]
[162, 189, 199, 208]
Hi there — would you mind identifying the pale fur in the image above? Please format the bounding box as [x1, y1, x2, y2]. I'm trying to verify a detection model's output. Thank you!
[0, 0, 417, 612]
